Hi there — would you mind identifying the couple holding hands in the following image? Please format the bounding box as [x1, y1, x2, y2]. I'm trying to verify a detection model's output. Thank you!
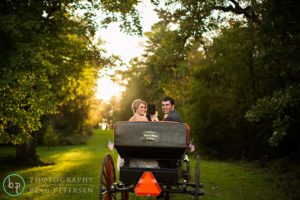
[129, 96, 183, 123]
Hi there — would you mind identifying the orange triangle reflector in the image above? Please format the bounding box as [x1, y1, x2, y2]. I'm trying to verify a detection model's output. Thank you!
[134, 171, 161, 196]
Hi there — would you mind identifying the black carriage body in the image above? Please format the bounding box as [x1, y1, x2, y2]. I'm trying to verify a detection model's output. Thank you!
[114, 121, 190, 185]
[119, 166, 179, 185]
[114, 121, 189, 159]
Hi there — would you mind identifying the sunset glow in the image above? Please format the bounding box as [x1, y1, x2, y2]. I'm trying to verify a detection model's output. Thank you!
[95, 76, 125, 102]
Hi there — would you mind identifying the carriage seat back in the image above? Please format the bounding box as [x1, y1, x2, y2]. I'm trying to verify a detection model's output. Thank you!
[114, 121, 190, 160]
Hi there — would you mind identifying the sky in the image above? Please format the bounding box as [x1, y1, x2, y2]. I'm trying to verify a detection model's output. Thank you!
[95, 1, 159, 101]
[97, 0, 159, 63]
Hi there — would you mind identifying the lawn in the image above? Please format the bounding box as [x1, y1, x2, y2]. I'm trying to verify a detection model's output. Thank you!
[0, 129, 287, 200]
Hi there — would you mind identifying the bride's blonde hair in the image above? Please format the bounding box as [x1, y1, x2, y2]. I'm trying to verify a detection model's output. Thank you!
[131, 99, 147, 114]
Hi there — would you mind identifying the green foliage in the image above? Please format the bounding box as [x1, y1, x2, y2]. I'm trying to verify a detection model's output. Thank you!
[142, 22, 191, 100]
[116, 0, 300, 160]
[51, 96, 91, 145]
[114, 60, 154, 121]
[43, 125, 59, 147]
[182, 24, 263, 158]
[115, 21, 191, 121]
[246, 85, 300, 146]
[0, 0, 109, 145]
[242, 0, 300, 154]
[99, 0, 142, 35]
[60, 134, 89, 145]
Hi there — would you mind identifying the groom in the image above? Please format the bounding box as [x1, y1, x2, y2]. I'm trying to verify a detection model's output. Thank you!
[159, 97, 183, 199]
[161, 96, 183, 122]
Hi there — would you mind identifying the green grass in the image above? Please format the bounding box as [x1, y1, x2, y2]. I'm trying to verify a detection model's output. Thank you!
[0, 130, 287, 200]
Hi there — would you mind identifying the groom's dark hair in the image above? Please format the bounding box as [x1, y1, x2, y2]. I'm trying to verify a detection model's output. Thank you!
[162, 96, 175, 105]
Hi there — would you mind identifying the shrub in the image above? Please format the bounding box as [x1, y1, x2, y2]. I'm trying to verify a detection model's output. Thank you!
[43, 125, 59, 147]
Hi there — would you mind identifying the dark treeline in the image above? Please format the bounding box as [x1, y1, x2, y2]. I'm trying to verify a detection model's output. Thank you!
[115, 0, 300, 161]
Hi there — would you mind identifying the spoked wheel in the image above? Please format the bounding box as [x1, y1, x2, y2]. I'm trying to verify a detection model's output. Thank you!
[194, 154, 200, 200]
[99, 154, 116, 200]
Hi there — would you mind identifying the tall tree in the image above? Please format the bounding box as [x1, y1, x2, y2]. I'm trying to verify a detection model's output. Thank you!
[0, 0, 108, 162]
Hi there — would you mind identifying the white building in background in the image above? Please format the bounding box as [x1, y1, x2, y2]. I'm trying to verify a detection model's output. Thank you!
[98, 120, 108, 130]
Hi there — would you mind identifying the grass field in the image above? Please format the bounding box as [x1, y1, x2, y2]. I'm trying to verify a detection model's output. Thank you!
[0, 130, 287, 200]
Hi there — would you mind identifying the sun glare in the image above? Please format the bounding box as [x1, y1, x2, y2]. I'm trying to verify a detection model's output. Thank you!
[95, 76, 125, 102]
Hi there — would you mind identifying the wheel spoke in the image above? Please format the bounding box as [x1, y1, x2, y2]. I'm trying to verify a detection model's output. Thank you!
[121, 191, 129, 200]
[102, 181, 108, 187]
[103, 193, 111, 200]
[101, 191, 108, 195]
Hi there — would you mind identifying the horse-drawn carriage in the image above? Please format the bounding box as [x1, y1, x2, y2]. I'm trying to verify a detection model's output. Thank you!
[99, 121, 204, 199]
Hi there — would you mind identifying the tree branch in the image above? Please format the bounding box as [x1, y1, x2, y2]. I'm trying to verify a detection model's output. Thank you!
[46, 2, 61, 20]
[213, 0, 260, 24]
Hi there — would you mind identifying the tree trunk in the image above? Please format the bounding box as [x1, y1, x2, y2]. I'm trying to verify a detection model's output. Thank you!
[15, 136, 38, 164]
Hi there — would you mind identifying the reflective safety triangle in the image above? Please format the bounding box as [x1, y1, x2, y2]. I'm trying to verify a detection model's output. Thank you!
[134, 171, 161, 196]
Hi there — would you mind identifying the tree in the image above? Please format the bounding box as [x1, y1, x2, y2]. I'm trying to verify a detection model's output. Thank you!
[43, 125, 59, 148]
[115, 20, 192, 122]
[114, 59, 153, 121]
[169, 0, 300, 158]
[0, 0, 109, 162]
[114, 0, 300, 159]
[244, 0, 300, 151]
[183, 23, 271, 158]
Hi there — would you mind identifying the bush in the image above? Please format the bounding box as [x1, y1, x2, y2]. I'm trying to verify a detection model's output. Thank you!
[60, 134, 89, 145]
[43, 125, 59, 147]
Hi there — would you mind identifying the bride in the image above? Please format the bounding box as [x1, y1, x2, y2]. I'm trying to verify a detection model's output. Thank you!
[127, 99, 159, 168]
[129, 99, 149, 122]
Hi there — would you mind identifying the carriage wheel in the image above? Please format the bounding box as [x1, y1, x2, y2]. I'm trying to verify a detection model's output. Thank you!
[121, 191, 129, 200]
[99, 154, 116, 200]
[194, 154, 200, 200]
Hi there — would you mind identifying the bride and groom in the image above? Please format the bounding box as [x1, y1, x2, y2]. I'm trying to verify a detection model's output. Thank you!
[129, 96, 183, 123]
[121, 96, 183, 169]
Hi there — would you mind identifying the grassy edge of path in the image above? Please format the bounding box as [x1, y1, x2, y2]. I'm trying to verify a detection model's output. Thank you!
[0, 129, 288, 200]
